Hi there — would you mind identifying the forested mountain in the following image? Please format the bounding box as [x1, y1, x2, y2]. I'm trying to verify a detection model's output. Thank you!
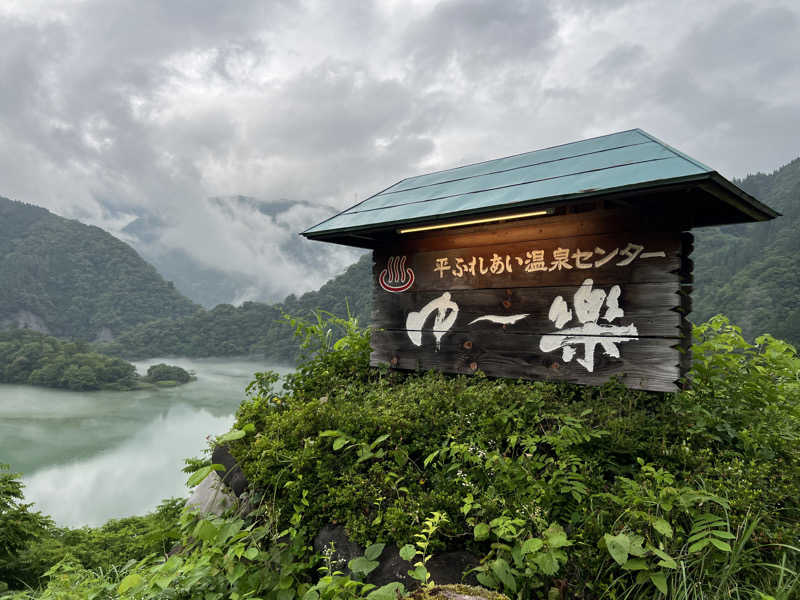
[0, 197, 198, 340]
[2, 156, 797, 361]
[100, 254, 372, 361]
[693, 158, 800, 345]
[114, 195, 362, 308]
[103, 156, 800, 360]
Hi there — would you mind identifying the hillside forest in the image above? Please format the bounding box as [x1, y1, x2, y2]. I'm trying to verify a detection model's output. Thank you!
[693, 157, 800, 343]
[104, 155, 800, 362]
[1, 156, 798, 364]
[0, 197, 198, 341]
[0, 329, 192, 391]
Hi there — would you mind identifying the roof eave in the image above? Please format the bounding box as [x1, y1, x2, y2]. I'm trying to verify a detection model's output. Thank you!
[705, 172, 780, 220]
[301, 172, 779, 245]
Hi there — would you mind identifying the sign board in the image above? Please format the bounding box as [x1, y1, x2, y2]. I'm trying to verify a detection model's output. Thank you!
[370, 226, 693, 392]
[302, 129, 776, 393]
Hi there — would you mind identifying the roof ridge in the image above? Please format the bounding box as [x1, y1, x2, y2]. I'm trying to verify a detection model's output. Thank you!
[367, 140, 654, 201]
[345, 156, 676, 215]
[388, 129, 644, 189]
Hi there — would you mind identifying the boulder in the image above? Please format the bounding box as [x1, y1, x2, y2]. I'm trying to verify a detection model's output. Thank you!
[185, 470, 236, 515]
[426, 551, 481, 586]
[211, 444, 249, 496]
[312, 524, 480, 589]
[313, 524, 365, 572]
[368, 547, 479, 588]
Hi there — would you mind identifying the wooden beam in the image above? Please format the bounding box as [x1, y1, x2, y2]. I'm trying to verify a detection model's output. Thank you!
[371, 329, 683, 393]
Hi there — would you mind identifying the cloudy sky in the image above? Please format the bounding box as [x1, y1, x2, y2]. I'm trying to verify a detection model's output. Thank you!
[1, 0, 799, 302]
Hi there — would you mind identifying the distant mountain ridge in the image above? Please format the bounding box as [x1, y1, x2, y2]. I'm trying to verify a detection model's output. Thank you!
[103, 156, 800, 362]
[693, 157, 800, 345]
[2, 155, 797, 358]
[115, 195, 361, 308]
[0, 197, 198, 340]
[98, 253, 372, 361]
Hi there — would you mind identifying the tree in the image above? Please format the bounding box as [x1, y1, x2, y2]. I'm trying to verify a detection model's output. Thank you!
[0, 465, 51, 588]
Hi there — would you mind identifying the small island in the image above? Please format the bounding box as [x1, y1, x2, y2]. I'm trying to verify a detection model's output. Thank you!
[0, 329, 193, 391]
[140, 363, 195, 387]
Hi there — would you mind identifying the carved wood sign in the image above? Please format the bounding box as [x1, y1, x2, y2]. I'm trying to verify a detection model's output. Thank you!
[370, 229, 692, 392]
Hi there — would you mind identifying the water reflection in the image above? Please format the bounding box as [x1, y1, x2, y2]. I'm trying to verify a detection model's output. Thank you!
[0, 358, 291, 527]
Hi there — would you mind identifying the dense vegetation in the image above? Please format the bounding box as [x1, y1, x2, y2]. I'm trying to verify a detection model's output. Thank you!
[0, 329, 194, 391]
[0, 197, 198, 341]
[92, 157, 799, 363]
[693, 157, 800, 346]
[142, 363, 193, 385]
[0, 470, 183, 592]
[0, 329, 139, 390]
[4, 313, 798, 599]
[99, 254, 372, 361]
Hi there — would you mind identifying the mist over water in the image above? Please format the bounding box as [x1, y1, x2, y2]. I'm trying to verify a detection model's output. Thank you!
[23, 405, 232, 526]
[0, 358, 292, 527]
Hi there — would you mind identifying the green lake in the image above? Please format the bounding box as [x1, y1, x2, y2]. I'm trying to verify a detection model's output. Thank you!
[0, 358, 291, 527]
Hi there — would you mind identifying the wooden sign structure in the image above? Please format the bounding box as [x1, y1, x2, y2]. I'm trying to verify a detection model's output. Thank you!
[302, 129, 777, 392]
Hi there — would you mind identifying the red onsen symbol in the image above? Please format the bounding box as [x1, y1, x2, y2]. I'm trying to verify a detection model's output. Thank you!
[379, 256, 415, 293]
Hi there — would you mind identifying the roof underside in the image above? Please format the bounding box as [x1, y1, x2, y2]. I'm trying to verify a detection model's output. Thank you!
[302, 129, 778, 246]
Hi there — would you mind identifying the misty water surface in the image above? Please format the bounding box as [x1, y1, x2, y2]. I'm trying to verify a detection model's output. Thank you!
[0, 358, 291, 527]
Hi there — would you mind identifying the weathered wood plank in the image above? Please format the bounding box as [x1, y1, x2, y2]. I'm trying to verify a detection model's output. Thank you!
[370, 329, 682, 392]
[680, 232, 694, 284]
[375, 231, 683, 291]
[372, 283, 685, 338]
[369, 225, 693, 392]
[397, 207, 691, 253]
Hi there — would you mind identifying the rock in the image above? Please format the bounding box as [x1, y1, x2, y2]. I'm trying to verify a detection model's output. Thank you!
[182, 445, 251, 518]
[426, 551, 480, 586]
[185, 470, 236, 515]
[367, 544, 414, 588]
[313, 524, 364, 572]
[367, 548, 479, 588]
[312, 524, 480, 589]
[409, 584, 508, 600]
[93, 326, 114, 343]
[211, 444, 249, 496]
[1, 310, 49, 334]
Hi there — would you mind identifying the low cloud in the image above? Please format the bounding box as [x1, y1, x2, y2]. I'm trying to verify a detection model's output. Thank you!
[0, 0, 798, 304]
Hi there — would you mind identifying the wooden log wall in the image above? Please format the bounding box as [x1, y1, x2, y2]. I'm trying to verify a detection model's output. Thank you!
[370, 211, 693, 392]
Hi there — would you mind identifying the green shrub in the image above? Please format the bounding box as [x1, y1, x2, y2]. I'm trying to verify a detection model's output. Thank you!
[227, 313, 800, 599]
[0, 465, 52, 590]
[4, 498, 184, 590]
[7, 312, 800, 599]
[143, 363, 193, 384]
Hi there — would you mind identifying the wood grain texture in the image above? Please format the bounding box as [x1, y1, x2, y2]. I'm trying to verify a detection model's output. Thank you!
[396, 207, 691, 252]
[370, 329, 682, 392]
[680, 231, 694, 284]
[368, 224, 693, 392]
[372, 283, 685, 339]
[375, 231, 682, 291]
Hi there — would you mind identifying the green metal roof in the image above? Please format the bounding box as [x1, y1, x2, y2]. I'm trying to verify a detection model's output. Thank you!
[302, 129, 778, 245]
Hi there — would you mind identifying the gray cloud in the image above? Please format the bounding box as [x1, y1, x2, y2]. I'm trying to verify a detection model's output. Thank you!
[405, 0, 558, 79]
[0, 0, 798, 304]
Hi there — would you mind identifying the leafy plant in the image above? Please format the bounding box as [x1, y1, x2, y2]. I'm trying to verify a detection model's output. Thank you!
[0, 465, 52, 589]
[399, 512, 448, 587]
[470, 518, 572, 598]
